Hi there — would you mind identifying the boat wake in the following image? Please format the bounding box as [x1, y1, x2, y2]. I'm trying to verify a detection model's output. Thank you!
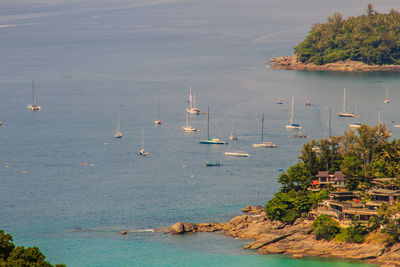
[69, 227, 155, 233]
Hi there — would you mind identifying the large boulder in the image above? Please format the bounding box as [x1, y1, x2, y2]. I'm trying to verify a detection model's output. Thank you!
[183, 222, 197, 232]
[170, 222, 185, 235]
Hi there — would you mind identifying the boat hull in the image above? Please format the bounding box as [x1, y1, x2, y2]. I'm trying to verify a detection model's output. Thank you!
[229, 135, 238, 140]
[252, 142, 276, 148]
[139, 149, 148, 155]
[205, 161, 221, 167]
[224, 151, 249, 157]
[186, 108, 200, 114]
[286, 124, 302, 129]
[349, 123, 361, 129]
[337, 112, 355, 117]
[27, 104, 41, 111]
[182, 126, 197, 132]
[199, 139, 226, 144]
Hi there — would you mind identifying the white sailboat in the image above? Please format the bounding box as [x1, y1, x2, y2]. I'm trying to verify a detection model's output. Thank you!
[154, 102, 163, 125]
[27, 80, 41, 111]
[114, 118, 123, 138]
[199, 106, 226, 144]
[337, 88, 355, 117]
[349, 102, 361, 129]
[229, 118, 238, 140]
[286, 96, 301, 129]
[253, 113, 276, 148]
[139, 127, 149, 155]
[186, 86, 200, 114]
[182, 109, 197, 132]
[384, 86, 390, 104]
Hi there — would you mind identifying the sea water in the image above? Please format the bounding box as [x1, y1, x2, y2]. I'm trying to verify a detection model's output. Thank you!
[1, 0, 399, 266]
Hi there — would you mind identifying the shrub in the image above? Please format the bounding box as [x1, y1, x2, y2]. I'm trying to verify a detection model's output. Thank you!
[0, 230, 65, 266]
[312, 215, 340, 241]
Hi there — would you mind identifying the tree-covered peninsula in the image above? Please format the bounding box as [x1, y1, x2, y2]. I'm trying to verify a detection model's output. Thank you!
[295, 4, 400, 65]
[166, 124, 400, 264]
[265, 124, 400, 245]
[0, 230, 65, 267]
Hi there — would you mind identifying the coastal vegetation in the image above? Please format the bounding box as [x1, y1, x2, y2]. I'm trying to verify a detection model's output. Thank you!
[294, 4, 400, 65]
[265, 124, 400, 245]
[312, 214, 340, 241]
[0, 230, 65, 267]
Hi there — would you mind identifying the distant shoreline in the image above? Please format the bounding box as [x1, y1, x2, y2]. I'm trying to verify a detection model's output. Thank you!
[165, 205, 400, 266]
[270, 55, 400, 72]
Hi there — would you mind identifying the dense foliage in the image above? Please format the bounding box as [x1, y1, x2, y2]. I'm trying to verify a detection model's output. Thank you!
[264, 163, 329, 224]
[345, 218, 368, 243]
[266, 123, 400, 246]
[312, 215, 340, 241]
[0, 230, 65, 267]
[266, 124, 397, 224]
[300, 124, 393, 190]
[294, 4, 400, 65]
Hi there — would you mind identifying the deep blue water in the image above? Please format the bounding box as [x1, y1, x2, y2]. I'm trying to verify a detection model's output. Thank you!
[1, 0, 399, 266]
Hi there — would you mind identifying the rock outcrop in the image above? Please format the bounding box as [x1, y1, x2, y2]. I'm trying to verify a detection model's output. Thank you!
[270, 55, 400, 72]
[167, 205, 400, 266]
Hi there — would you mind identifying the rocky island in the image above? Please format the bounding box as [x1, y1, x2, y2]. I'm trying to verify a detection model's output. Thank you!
[271, 5, 400, 72]
[270, 55, 400, 72]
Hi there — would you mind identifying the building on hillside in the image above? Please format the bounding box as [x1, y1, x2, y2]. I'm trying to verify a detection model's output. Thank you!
[310, 171, 347, 190]
[371, 178, 400, 190]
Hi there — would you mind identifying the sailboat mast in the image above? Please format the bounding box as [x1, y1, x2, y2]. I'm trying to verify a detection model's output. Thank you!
[207, 106, 210, 139]
[32, 80, 35, 105]
[343, 88, 346, 113]
[141, 127, 144, 150]
[157, 102, 160, 120]
[193, 94, 196, 109]
[261, 113, 264, 143]
[185, 109, 189, 127]
[378, 109, 381, 127]
[329, 108, 332, 137]
[189, 86, 193, 109]
[290, 96, 294, 124]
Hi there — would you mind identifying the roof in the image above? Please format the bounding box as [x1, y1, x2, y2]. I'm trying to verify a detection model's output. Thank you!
[316, 171, 329, 178]
[372, 178, 397, 182]
[331, 191, 355, 196]
[371, 178, 399, 186]
[312, 180, 319, 185]
[334, 171, 345, 181]
[369, 188, 400, 195]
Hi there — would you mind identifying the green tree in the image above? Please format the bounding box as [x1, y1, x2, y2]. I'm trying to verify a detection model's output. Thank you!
[299, 140, 320, 176]
[278, 163, 311, 192]
[340, 155, 362, 190]
[6, 246, 52, 267]
[0, 231, 65, 267]
[312, 215, 340, 241]
[294, 5, 400, 65]
[0, 230, 15, 261]
[345, 218, 368, 243]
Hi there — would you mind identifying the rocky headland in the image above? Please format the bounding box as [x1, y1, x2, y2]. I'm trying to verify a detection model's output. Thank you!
[270, 55, 400, 72]
[166, 205, 400, 267]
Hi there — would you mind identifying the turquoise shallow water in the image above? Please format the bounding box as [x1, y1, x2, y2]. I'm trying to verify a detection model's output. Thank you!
[1, 0, 399, 266]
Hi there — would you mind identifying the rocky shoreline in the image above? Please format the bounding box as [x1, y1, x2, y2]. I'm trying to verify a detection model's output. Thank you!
[270, 55, 400, 72]
[166, 205, 400, 267]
